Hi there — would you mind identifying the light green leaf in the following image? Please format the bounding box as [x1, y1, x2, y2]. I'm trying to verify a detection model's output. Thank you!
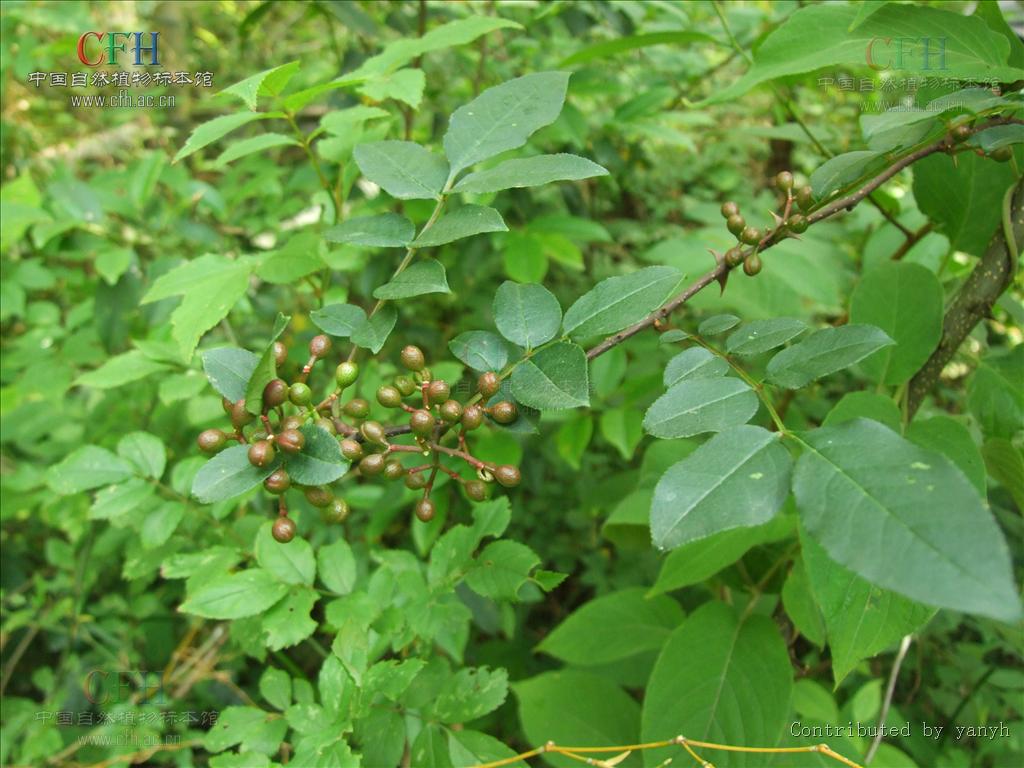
[493, 280, 562, 348]
[510, 341, 589, 410]
[792, 679, 837, 724]
[561, 31, 723, 66]
[353, 140, 448, 199]
[794, 419, 1020, 622]
[220, 61, 300, 110]
[906, 416, 986, 497]
[766, 324, 894, 389]
[781, 556, 826, 647]
[359, 68, 425, 108]
[74, 349, 170, 389]
[259, 667, 291, 711]
[48, 445, 134, 494]
[318, 538, 357, 595]
[641, 602, 793, 767]
[823, 391, 902, 432]
[599, 408, 644, 460]
[325, 213, 414, 248]
[117, 431, 166, 479]
[412, 205, 507, 247]
[350, 305, 397, 353]
[983, 438, 1024, 510]
[180, 568, 288, 619]
[453, 153, 607, 194]
[310, 303, 367, 338]
[263, 588, 318, 650]
[174, 112, 278, 163]
[373, 258, 450, 299]
[465, 540, 540, 601]
[555, 413, 593, 469]
[191, 444, 279, 504]
[141, 501, 185, 549]
[643, 378, 758, 439]
[215, 133, 300, 166]
[967, 347, 1023, 439]
[95, 246, 133, 284]
[256, 232, 326, 285]
[255, 523, 315, 586]
[448, 331, 510, 372]
[850, 262, 943, 385]
[204, 705, 288, 755]
[444, 72, 571, 175]
[663, 347, 729, 387]
[244, 313, 290, 414]
[321, 105, 390, 134]
[202, 347, 260, 403]
[563, 266, 680, 339]
[725, 318, 806, 356]
[537, 588, 683, 666]
[448, 730, 519, 768]
[286, 424, 348, 486]
[651, 426, 791, 550]
[433, 667, 508, 724]
[698, 314, 740, 336]
[89, 478, 155, 523]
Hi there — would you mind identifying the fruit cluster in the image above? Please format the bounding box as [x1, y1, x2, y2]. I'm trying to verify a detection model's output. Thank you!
[196, 337, 522, 542]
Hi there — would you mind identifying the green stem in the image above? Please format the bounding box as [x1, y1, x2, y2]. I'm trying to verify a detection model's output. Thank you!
[286, 112, 343, 218]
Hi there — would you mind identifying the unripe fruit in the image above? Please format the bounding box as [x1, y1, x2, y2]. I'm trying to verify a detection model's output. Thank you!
[231, 400, 255, 428]
[394, 375, 416, 396]
[340, 438, 364, 461]
[315, 417, 337, 435]
[427, 379, 450, 402]
[796, 186, 814, 211]
[465, 479, 488, 501]
[991, 146, 1013, 162]
[726, 214, 746, 236]
[720, 201, 739, 218]
[309, 334, 331, 359]
[489, 401, 518, 425]
[951, 124, 971, 143]
[775, 171, 794, 192]
[724, 247, 744, 268]
[343, 398, 370, 419]
[414, 498, 435, 522]
[263, 379, 289, 409]
[400, 345, 426, 371]
[787, 214, 808, 234]
[743, 253, 763, 276]
[304, 486, 333, 508]
[739, 226, 761, 246]
[272, 516, 296, 543]
[197, 429, 227, 453]
[439, 399, 463, 423]
[377, 385, 402, 408]
[359, 453, 386, 476]
[273, 341, 288, 367]
[494, 464, 521, 488]
[461, 404, 484, 430]
[335, 361, 359, 387]
[410, 409, 436, 436]
[405, 472, 428, 490]
[281, 415, 304, 431]
[360, 420, 387, 445]
[277, 428, 305, 453]
[264, 469, 290, 494]
[383, 460, 406, 480]
[325, 498, 350, 523]
[222, 396, 234, 414]
[248, 440, 275, 467]
[477, 371, 500, 398]
[289, 382, 312, 406]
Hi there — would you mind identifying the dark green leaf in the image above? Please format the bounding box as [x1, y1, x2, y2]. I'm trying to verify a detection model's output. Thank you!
[286, 424, 348, 486]
[510, 341, 589, 409]
[725, 318, 807, 355]
[353, 141, 448, 199]
[202, 347, 260, 402]
[448, 331, 510, 372]
[412, 205, 507, 247]
[192, 444, 279, 504]
[663, 347, 729, 387]
[766, 324, 894, 389]
[350, 305, 397, 353]
[244, 314, 290, 414]
[324, 213, 414, 248]
[372, 258, 450, 299]
[453, 154, 607, 194]
[562, 267, 681, 339]
[643, 378, 758, 439]
[310, 303, 367, 338]
[180, 568, 288, 619]
[493, 281, 562, 348]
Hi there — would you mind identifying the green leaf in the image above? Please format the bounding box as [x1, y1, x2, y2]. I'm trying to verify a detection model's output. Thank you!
[983, 438, 1024, 510]
[781, 556, 826, 647]
[324, 213, 414, 248]
[95, 246, 133, 284]
[117, 431, 166, 479]
[444, 72, 571, 175]
[203, 705, 288, 754]
[244, 314, 290, 414]
[318, 538, 357, 595]
[561, 31, 723, 66]
[412, 205, 508, 247]
[321, 105, 390, 134]
[89, 478, 156, 522]
[180, 568, 288, 619]
[191, 444, 279, 504]
[453, 154, 607, 194]
[263, 588, 318, 650]
[174, 112, 278, 163]
[663, 347, 729, 387]
[766, 324, 894, 389]
[811, 150, 884, 199]
[967, 347, 1023, 439]
[214, 133, 300, 166]
[651, 426, 791, 550]
[373, 258, 450, 299]
[220, 61, 300, 110]
[310, 303, 367, 338]
[698, 314, 740, 336]
[913, 151, 1018, 256]
[641, 602, 793, 766]
[465, 540, 540, 601]
[141, 501, 185, 549]
[906, 416, 986, 497]
[514, 671, 640, 768]
[726, 318, 807, 355]
[706, 3, 1024, 105]
[286, 424, 348, 486]
[792, 679, 837, 724]
[643, 378, 758, 439]
[563, 267, 681, 339]
[256, 232, 326, 285]
[48, 445, 135, 494]
[537, 588, 683, 666]
[74, 349, 170, 389]
[510, 341, 589, 410]
[493, 281, 562, 348]
[555, 413, 593, 469]
[599, 408, 644, 460]
[849, 263, 944, 385]
[202, 347, 260, 403]
[823, 391, 902, 432]
[259, 667, 291, 711]
[350, 305, 397, 353]
[359, 68, 425, 108]
[254, 523, 315, 586]
[353, 141, 448, 199]
[410, 723, 452, 768]
[448, 331, 510, 372]
[794, 419, 1020, 622]
[448, 730, 519, 768]
[433, 667, 508, 724]
[802, 532, 934, 685]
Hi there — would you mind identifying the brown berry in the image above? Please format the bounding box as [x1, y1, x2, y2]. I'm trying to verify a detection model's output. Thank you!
[726, 214, 746, 236]
[724, 247, 744, 268]
[405, 472, 428, 490]
[324, 498, 350, 523]
[231, 400, 255, 428]
[489, 401, 518, 425]
[264, 469, 290, 494]
[720, 201, 739, 219]
[281, 415, 304, 431]
[277, 429, 305, 453]
[248, 440, 275, 468]
[273, 341, 288, 367]
[775, 171, 794, 192]
[951, 124, 971, 143]
[465, 480, 488, 501]
[439, 399, 463, 423]
[360, 420, 388, 445]
[400, 345, 426, 371]
[477, 371, 500, 398]
[743, 253, 763, 276]
[309, 334, 332, 359]
[304, 486, 333, 508]
[343, 398, 370, 419]
[493, 464, 521, 488]
[383, 460, 406, 480]
[796, 186, 814, 211]
[222, 396, 234, 414]
[414, 498, 436, 522]
[359, 453, 386, 476]
[410, 409, 436, 437]
[197, 429, 227, 453]
[739, 226, 761, 245]
[340, 438, 364, 461]
[787, 214, 808, 234]
[272, 516, 296, 543]
[315, 417, 337, 435]
[461, 404, 484, 430]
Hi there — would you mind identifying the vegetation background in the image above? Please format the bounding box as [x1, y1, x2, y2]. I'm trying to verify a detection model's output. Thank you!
[1, 2, 1022, 768]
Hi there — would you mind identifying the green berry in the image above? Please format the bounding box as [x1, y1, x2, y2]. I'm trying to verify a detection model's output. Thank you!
[394, 375, 416, 396]
[461, 404, 484, 430]
[359, 453, 386, 476]
[410, 409, 436, 437]
[439, 399, 463, 423]
[248, 440, 275, 468]
[427, 379, 450, 402]
[360, 420, 387, 446]
[405, 472, 428, 490]
[343, 398, 370, 419]
[324, 498, 350, 523]
[465, 480, 488, 501]
[990, 146, 1013, 162]
[340, 438, 364, 461]
[377, 385, 402, 408]
[787, 214, 808, 234]
[743, 253, 763, 276]
[725, 247, 744, 268]
[276, 428, 305, 453]
[489, 401, 518, 425]
[197, 429, 227, 453]
[309, 334, 332, 359]
[477, 372, 500, 398]
[493, 464, 521, 488]
[796, 186, 814, 211]
[739, 226, 761, 246]
[400, 345, 426, 371]
[272, 516, 296, 543]
[720, 201, 740, 219]
[726, 214, 746, 236]
[315, 417, 337, 435]
[335, 361, 359, 387]
[383, 460, 406, 480]
[289, 382, 313, 406]
[775, 171, 794, 192]
[951, 124, 971, 143]
[414, 498, 435, 522]
[264, 469, 290, 494]
[304, 486, 333, 508]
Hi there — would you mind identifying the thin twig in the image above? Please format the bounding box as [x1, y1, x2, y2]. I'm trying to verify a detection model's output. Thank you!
[865, 634, 913, 764]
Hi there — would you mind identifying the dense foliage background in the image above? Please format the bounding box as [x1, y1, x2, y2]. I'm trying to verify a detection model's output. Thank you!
[1, 2, 1022, 768]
